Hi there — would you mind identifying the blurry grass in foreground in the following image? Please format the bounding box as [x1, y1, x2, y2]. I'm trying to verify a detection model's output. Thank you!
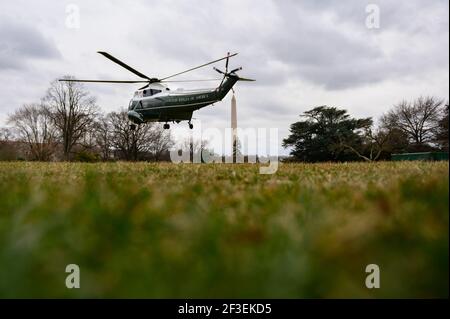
[0, 161, 448, 298]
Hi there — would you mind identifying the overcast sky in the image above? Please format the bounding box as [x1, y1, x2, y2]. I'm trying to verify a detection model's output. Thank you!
[0, 0, 448, 155]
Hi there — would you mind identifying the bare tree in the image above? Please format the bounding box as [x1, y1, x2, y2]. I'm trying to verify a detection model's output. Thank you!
[146, 124, 174, 161]
[436, 103, 449, 151]
[339, 127, 389, 162]
[8, 103, 57, 161]
[339, 125, 408, 161]
[43, 77, 97, 160]
[108, 110, 172, 161]
[382, 96, 444, 150]
[181, 138, 212, 163]
[0, 127, 14, 141]
[232, 137, 242, 163]
[78, 119, 101, 152]
[93, 115, 112, 160]
[0, 127, 18, 160]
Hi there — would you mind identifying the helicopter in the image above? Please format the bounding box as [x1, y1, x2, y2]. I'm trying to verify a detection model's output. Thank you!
[59, 51, 254, 130]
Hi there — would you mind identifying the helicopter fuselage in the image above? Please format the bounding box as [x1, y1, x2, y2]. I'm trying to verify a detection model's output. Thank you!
[127, 75, 239, 124]
[58, 51, 252, 127]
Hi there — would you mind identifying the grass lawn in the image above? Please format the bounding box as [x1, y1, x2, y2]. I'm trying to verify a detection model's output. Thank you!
[0, 161, 448, 298]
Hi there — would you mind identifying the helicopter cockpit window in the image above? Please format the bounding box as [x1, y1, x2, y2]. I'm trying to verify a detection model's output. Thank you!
[137, 89, 163, 97]
[142, 89, 162, 97]
[150, 89, 161, 96]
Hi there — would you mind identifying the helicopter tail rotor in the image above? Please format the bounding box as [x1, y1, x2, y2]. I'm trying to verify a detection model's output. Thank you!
[214, 54, 255, 86]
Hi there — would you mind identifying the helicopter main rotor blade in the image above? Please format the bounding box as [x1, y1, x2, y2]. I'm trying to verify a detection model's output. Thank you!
[161, 78, 222, 83]
[159, 53, 238, 81]
[58, 79, 149, 83]
[237, 77, 256, 81]
[97, 51, 152, 80]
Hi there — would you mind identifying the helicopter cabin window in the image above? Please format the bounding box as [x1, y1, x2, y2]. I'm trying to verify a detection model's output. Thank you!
[142, 89, 162, 97]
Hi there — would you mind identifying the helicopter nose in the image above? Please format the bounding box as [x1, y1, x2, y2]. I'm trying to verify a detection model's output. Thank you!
[127, 110, 144, 124]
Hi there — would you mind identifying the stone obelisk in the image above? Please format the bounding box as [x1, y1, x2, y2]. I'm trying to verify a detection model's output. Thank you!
[231, 94, 237, 162]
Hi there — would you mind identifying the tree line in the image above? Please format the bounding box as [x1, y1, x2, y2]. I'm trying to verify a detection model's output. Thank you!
[1, 78, 448, 163]
[0, 78, 174, 162]
[283, 96, 449, 162]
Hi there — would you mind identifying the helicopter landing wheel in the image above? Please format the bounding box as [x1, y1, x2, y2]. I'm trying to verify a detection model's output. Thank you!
[129, 124, 136, 131]
[189, 123, 194, 129]
[163, 123, 170, 129]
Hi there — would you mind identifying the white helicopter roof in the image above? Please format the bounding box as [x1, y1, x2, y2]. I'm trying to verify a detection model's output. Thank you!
[133, 81, 215, 100]
[132, 82, 174, 100]
[140, 82, 168, 90]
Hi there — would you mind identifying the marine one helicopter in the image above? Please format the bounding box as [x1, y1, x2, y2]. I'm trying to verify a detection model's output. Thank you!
[59, 51, 254, 130]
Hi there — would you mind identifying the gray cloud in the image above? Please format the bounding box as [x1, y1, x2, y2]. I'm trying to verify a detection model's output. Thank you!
[0, 0, 448, 155]
[264, 0, 449, 89]
[124, 0, 448, 90]
[0, 16, 60, 70]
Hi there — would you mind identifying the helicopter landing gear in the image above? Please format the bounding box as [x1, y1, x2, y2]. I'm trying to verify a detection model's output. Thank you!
[189, 122, 194, 129]
[129, 124, 137, 131]
[163, 123, 170, 129]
